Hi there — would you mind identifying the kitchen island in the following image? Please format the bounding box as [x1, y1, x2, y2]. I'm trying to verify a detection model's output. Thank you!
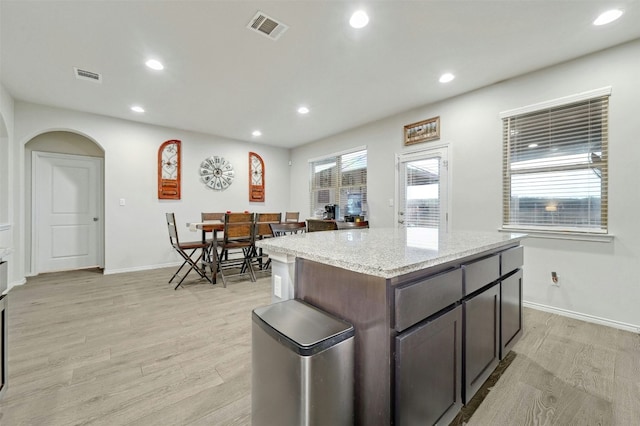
[257, 228, 526, 425]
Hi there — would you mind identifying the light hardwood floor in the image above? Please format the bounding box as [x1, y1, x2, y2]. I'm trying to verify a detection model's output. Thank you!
[0, 268, 271, 425]
[468, 307, 640, 426]
[0, 268, 638, 425]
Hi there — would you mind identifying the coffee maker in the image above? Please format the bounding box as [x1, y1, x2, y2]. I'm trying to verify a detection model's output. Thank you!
[323, 204, 339, 220]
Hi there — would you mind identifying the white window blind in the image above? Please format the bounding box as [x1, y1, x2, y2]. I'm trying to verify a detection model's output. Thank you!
[502, 92, 609, 233]
[310, 148, 367, 219]
[402, 157, 441, 227]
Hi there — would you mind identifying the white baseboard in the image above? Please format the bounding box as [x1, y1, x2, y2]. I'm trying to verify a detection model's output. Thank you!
[103, 261, 180, 275]
[4, 277, 27, 294]
[524, 300, 640, 334]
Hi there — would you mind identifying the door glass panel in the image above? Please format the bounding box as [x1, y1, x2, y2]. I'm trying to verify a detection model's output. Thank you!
[398, 148, 448, 231]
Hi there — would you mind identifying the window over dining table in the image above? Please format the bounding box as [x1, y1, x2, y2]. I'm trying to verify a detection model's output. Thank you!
[501, 87, 610, 235]
[309, 147, 367, 219]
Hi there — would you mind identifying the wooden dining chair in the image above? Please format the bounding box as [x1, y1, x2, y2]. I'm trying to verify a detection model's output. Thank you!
[201, 212, 226, 259]
[201, 212, 225, 221]
[336, 220, 369, 229]
[307, 219, 338, 232]
[284, 211, 300, 222]
[165, 213, 213, 290]
[255, 213, 282, 239]
[253, 213, 282, 270]
[270, 222, 306, 236]
[217, 212, 257, 287]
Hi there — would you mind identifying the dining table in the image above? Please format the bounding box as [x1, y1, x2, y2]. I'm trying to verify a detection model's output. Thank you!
[187, 220, 224, 284]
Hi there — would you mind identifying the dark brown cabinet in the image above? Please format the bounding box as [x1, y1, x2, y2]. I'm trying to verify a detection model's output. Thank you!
[500, 269, 523, 359]
[0, 295, 6, 401]
[462, 283, 500, 403]
[395, 305, 462, 426]
[295, 241, 524, 425]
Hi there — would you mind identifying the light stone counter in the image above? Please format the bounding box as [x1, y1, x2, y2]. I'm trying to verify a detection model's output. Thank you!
[256, 228, 527, 424]
[0, 247, 12, 260]
[257, 228, 525, 279]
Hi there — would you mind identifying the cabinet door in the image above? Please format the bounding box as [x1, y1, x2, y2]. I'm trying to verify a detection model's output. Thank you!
[395, 306, 462, 426]
[0, 295, 6, 401]
[463, 283, 499, 403]
[500, 269, 523, 359]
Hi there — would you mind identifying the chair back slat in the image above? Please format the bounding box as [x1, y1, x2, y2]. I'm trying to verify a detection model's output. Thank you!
[201, 212, 225, 221]
[223, 213, 255, 242]
[284, 212, 300, 222]
[256, 212, 282, 237]
[165, 212, 180, 244]
[270, 222, 306, 237]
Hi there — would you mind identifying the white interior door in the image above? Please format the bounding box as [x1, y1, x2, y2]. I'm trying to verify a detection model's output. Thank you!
[33, 152, 103, 273]
[397, 146, 449, 231]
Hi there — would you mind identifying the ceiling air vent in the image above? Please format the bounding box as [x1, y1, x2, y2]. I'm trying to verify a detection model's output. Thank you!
[247, 11, 289, 40]
[73, 67, 102, 83]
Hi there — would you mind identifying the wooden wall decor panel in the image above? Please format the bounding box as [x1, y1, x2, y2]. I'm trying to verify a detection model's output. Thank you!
[249, 152, 265, 202]
[157, 139, 181, 199]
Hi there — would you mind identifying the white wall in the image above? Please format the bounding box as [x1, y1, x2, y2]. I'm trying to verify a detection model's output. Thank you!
[13, 102, 291, 275]
[290, 39, 640, 330]
[0, 83, 20, 290]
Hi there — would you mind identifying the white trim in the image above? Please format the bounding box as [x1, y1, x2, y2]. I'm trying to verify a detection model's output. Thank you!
[307, 145, 367, 163]
[524, 301, 640, 334]
[0, 223, 10, 231]
[499, 86, 612, 119]
[4, 277, 27, 295]
[395, 143, 451, 231]
[400, 140, 451, 160]
[500, 227, 613, 242]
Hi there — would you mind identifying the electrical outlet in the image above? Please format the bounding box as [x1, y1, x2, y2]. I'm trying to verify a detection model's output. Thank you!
[551, 271, 559, 286]
[274, 275, 282, 298]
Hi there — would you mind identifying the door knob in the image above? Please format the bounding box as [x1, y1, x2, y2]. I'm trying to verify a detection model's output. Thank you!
[93, 217, 99, 222]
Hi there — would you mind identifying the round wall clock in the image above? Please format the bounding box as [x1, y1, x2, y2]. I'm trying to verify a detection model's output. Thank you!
[200, 156, 235, 190]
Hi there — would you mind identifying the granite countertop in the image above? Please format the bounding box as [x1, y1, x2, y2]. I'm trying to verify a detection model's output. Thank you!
[256, 228, 526, 278]
[0, 247, 12, 260]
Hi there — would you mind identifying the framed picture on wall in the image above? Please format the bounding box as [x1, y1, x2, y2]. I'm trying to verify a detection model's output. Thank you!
[404, 116, 440, 145]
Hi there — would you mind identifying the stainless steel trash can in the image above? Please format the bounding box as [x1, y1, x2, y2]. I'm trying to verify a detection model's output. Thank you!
[251, 299, 354, 426]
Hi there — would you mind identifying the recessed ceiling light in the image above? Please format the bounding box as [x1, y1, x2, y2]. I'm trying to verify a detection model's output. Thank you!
[350, 10, 369, 29]
[593, 9, 623, 26]
[439, 73, 455, 83]
[297, 106, 310, 115]
[252, 130, 262, 137]
[145, 59, 164, 70]
[131, 105, 145, 113]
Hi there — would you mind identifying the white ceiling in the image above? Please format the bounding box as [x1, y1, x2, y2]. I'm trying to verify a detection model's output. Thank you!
[2, 1, 639, 148]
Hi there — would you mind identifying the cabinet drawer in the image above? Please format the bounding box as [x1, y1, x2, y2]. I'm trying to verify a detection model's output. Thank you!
[462, 254, 500, 295]
[501, 246, 523, 276]
[395, 268, 462, 332]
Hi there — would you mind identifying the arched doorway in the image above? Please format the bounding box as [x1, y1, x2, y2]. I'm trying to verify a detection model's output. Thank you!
[26, 131, 105, 274]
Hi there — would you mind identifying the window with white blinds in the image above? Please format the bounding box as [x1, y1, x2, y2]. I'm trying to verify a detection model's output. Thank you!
[502, 89, 609, 233]
[309, 148, 367, 219]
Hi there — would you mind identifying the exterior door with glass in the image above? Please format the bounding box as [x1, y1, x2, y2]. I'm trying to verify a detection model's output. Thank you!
[397, 146, 449, 231]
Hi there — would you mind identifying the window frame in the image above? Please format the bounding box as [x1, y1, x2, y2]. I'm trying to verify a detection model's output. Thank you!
[309, 146, 367, 220]
[500, 87, 611, 241]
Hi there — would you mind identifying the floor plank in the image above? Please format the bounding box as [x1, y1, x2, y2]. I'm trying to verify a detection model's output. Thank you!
[0, 268, 638, 425]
